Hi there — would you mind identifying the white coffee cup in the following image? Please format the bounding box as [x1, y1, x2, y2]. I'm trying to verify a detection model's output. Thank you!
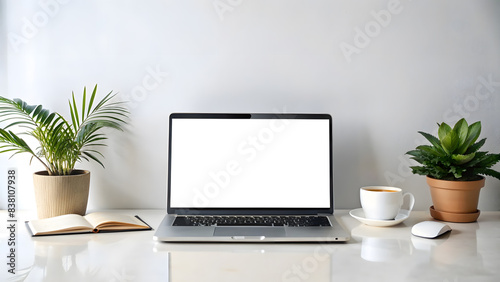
[360, 186, 415, 220]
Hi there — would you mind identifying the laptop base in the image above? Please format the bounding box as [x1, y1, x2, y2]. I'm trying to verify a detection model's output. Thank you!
[154, 214, 350, 242]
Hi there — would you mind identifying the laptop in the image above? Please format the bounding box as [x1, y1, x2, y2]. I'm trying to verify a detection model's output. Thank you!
[153, 113, 349, 242]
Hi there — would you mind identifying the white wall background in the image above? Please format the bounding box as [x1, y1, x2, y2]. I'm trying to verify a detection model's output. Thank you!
[1, 0, 499, 212]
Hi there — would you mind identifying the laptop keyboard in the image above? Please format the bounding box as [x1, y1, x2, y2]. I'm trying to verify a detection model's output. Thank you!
[172, 215, 331, 227]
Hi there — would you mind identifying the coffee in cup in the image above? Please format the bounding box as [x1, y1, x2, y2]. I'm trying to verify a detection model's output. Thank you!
[360, 186, 415, 220]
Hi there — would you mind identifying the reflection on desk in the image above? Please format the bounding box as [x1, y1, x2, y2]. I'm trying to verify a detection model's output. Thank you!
[155, 241, 341, 281]
[1, 210, 499, 282]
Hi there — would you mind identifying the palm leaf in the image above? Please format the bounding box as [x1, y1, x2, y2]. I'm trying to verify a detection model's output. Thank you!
[81, 86, 87, 124]
[0, 129, 33, 154]
[82, 151, 105, 168]
[0, 97, 57, 129]
[87, 85, 97, 117]
[0, 128, 51, 172]
[0, 86, 128, 175]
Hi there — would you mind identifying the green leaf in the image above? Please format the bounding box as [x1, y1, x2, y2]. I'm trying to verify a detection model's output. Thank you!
[0, 129, 36, 159]
[416, 145, 445, 157]
[457, 121, 481, 154]
[24, 104, 37, 115]
[81, 86, 87, 123]
[474, 153, 500, 168]
[438, 122, 452, 141]
[82, 151, 105, 168]
[33, 105, 43, 117]
[1, 87, 128, 175]
[406, 149, 421, 157]
[449, 166, 466, 179]
[418, 131, 445, 154]
[453, 118, 468, 148]
[466, 138, 486, 154]
[37, 109, 50, 124]
[451, 153, 475, 165]
[441, 130, 459, 154]
[88, 85, 98, 117]
[409, 166, 429, 176]
[69, 99, 78, 132]
[71, 92, 80, 128]
[42, 112, 56, 126]
[0, 97, 40, 129]
[474, 168, 500, 180]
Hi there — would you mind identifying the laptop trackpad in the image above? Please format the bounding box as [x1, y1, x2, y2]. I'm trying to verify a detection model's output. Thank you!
[214, 227, 286, 237]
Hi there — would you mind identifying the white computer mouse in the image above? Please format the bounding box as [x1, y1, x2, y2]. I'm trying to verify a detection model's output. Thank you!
[411, 221, 452, 239]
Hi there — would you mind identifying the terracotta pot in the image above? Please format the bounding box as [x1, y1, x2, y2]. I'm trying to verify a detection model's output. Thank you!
[426, 176, 485, 222]
[33, 170, 90, 219]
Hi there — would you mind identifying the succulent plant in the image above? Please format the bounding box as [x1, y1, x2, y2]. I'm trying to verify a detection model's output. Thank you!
[406, 118, 500, 181]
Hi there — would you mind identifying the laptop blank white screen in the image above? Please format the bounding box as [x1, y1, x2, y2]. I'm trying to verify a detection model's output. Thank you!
[169, 117, 331, 209]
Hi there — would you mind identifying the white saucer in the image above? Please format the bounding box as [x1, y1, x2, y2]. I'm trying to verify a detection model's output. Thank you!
[349, 208, 410, 227]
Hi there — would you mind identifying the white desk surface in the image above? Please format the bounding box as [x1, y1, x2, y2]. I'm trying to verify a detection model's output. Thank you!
[1, 209, 499, 282]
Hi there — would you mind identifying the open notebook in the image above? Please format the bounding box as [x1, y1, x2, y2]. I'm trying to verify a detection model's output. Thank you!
[27, 212, 151, 236]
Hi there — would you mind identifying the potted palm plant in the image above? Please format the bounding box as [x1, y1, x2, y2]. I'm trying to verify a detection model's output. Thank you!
[0, 85, 128, 218]
[406, 118, 500, 222]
